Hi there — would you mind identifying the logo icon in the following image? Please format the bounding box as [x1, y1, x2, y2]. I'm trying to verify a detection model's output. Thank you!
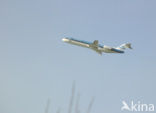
[121, 101, 131, 111]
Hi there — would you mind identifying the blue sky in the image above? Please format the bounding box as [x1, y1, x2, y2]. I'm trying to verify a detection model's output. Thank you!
[1, 0, 156, 113]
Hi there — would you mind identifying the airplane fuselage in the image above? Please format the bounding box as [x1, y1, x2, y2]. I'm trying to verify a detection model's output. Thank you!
[62, 38, 124, 54]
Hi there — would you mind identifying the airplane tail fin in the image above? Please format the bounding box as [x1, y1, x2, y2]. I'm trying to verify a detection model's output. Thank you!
[116, 43, 132, 50]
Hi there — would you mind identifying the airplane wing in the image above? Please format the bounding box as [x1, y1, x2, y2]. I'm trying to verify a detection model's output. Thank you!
[93, 40, 98, 46]
[89, 40, 102, 55]
[94, 49, 102, 55]
[90, 40, 99, 48]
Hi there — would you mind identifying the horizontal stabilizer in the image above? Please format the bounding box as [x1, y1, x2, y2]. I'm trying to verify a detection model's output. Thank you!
[117, 43, 132, 50]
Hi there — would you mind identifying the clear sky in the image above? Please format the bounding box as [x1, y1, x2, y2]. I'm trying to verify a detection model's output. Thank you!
[1, 0, 156, 113]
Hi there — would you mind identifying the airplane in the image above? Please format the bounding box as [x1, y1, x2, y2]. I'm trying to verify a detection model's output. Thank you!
[62, 37, 132, 55]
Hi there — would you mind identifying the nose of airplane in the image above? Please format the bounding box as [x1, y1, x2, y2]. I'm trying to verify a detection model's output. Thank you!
[62, 38, 69, 42]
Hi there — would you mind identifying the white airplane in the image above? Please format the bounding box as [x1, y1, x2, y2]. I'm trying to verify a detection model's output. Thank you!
[62, 37, 132, 55]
